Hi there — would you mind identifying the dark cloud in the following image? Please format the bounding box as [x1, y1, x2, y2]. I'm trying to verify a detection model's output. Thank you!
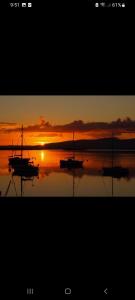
[0, 122, 17, 126]
[1, 117, 135, 134]
[86, 129, 125, 139]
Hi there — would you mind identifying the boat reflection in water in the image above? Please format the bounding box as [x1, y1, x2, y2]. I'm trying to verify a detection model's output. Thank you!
[102, 132, 129, 179]
[5, 173, 37, 197]
[12, 163, 39, 177]
[102, 166, 129, 179]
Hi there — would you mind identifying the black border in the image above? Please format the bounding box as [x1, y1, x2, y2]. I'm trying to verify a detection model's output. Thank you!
[1, 0, 135, 95]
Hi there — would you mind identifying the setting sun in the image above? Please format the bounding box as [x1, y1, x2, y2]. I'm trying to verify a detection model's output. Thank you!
[39, 141, 45, 146]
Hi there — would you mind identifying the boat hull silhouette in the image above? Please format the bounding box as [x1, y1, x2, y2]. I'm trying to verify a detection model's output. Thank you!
[9, 156, 30, 167]
[60, 159, 83, 169]
[102, 166, 129, 178]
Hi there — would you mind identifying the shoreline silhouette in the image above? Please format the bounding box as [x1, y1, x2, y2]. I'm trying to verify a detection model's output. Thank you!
[1, 137, 135, 151]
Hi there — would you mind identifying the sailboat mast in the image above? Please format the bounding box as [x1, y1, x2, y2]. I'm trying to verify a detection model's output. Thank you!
[21, 125, 23, 196]
[12, 139, 13, 156]
[73, 130, 75, 158]
[21, 124, 23, 159]
[112, 131, 114, 169]
[112, 131, 114, 197]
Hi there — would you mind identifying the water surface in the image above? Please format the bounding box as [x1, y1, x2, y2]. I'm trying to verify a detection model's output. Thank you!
[0, 150, 135, 197]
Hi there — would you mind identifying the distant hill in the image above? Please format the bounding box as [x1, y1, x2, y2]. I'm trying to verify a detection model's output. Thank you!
[1, 137, 135, 151]
[43, 138, 135, 150]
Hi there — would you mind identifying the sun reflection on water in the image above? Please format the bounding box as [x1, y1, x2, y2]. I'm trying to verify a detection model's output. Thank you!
[40, 151, 45, 161]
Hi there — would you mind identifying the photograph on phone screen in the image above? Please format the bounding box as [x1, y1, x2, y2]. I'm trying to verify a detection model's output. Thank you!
[0, 95, 135, 197]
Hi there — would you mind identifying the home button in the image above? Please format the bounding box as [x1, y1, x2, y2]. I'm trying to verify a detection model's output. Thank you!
[65, 288, 72, 295]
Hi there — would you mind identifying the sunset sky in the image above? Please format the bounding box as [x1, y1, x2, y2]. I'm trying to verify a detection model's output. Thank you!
[0, 96, 135, 145]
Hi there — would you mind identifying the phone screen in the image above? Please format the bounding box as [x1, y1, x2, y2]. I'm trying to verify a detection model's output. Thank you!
[0, 0, 134, 298]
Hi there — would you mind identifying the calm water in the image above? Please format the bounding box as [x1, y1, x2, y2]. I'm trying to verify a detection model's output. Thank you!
[0, 150, 135, 197]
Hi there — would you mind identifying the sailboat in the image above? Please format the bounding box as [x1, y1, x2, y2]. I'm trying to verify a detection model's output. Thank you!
[60, 131, 83, 169]
[102, 132, 129, 179]
[9, 125, 30, 167]
[9, 125, 39, 176]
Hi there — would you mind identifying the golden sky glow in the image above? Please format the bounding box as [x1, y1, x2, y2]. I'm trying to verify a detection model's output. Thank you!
[0, 96, 135, 145]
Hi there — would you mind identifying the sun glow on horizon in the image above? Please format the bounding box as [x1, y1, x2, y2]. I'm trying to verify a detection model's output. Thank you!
[39, 141, 46, 146]
[36, 140, 50, 146]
